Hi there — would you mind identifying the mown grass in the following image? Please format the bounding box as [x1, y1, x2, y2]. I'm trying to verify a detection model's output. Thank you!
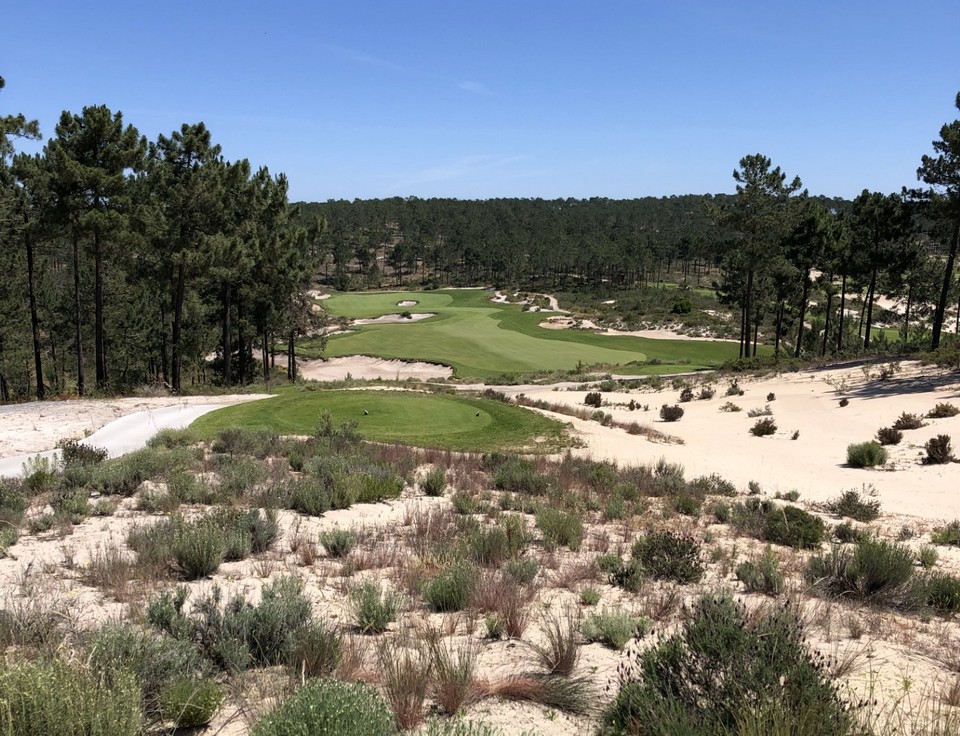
[191, 388, 568, 453]
[301, 289, 740, 379]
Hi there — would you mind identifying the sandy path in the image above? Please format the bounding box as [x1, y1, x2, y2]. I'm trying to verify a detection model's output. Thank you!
[0, 394, 270, 465]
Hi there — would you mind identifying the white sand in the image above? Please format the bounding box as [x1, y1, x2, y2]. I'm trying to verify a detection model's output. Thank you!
[539, 315, 737, 342]
[297, 356, 453, 381]
[516, 362, 960, 519]
[353, 313, 435, 325]
[397, 299, 418, 307]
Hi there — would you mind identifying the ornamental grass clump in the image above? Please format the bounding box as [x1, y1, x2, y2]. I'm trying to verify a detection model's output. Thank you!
[825, 489, 881, 522]
[631, 529, 704, 584]
[350, 580, 402, 634]
[735, 546, 785, 596]
[581, 608, 649, 650]
[423, 562, 477, 613]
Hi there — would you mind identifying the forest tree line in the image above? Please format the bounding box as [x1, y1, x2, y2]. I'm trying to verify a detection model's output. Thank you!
[3, 77, 959, 402]
[1, 77, 321, 402]
[294, 94, 960, 361]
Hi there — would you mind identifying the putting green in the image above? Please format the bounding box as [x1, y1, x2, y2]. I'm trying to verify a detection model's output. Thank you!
[190, 389, 569, 453]
[300, 289, 740, 379]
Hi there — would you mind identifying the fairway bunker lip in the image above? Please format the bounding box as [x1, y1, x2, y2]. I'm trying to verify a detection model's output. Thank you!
[297, 355, 453, 381]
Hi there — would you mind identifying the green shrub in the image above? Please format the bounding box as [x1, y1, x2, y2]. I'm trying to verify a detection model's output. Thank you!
[579, 587, 601, 606]
[735, 547, 784, 595]
[749, 417, 777, 436]
[918, 545, 939, 569]
[698, 386, 715, 400]
[466, 517, 527, 565]
[726, 381, 743, 396]
[0, 658, 142, 736]
[631, 530, 704, 583]
[584, 391, 602, 408]
[609, 559, 645, 593]
[21, 454, 58, 494]
[535, 507, 584, 550]
[599, 593, 859, 736]
[932, 520, 960, 546]
[421, 467, 447, 496]
[672, 493, 702, 516]
[423, 563, 476, 612]
[147, 427, 199, 448]
[689, 473, 737, 497]
[924, 434, 954, 464]
[719, 401, 741, 412]
[503, 556, 539, 585]
[876, 426, 903, 445]
[928, 402, 960, 418]
[319, 528, 357, 558]
[351, 581, 401, 634]
[493, 458, 550, 495]
[678, 387, 694, 403]
[834, 521, 864, 544]
[252, 678, 395, 736]
[659, 404, 684, 422]
[212, 427, 280, 458]
[159, 678, 224, 728]
[172, 521, 225, 579]
[825, 489, 881, 522]
[919, 572, 960, 614]
[51, 488, 90, 522]
[806, 538, 914, 603]
[451, 491, 477, 514]
[846, 441, 887, 468]
[893, 412, 925, 430]
[582, 608, 649, 649]
[762, 505, 825, 549]
[747, 404, 773, 418]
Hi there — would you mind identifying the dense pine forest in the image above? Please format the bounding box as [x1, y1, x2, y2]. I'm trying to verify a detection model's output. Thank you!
[3, 75, 960, 401]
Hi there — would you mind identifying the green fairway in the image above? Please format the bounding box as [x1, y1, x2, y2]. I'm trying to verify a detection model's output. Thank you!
[191, 389, 569, 452]
[302, 289, 741, 379]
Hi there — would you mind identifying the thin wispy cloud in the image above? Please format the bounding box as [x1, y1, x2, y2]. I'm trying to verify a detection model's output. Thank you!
[315, 42, 411, 73]
[386, 154, 528, 192]
[457, 81, 493, 96]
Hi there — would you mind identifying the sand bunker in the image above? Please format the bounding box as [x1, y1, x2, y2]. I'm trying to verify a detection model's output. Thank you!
[297, 356, 453, 381]
[397, 300, 418, 307]
[354, 313, 434, 325]
[538, 315, 736, 342]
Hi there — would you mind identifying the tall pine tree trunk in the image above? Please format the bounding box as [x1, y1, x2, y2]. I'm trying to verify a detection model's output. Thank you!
[73, 233, 85, 396]
[221, 283, 232, 385]
[26, 232, 45, 400]
[837, 273, 847, 353]
[171, 254, 186, 392]
[932, 224, 959, 350]
[863, 267, 878, 349]
[287, 330, 296, 381]
[94, 228, 106, 388]
[794, 269, 810, 359]
[822, 286, 833, 357]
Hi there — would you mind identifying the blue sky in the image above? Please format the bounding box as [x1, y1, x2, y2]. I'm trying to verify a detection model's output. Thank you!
[3, 1, 958, 201]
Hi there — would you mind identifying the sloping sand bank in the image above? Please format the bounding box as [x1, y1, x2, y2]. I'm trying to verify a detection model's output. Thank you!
[297, 356, 453, 381]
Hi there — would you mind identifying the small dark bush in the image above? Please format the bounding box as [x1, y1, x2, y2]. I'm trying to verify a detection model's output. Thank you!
[673, 493, 702, 516]
[678, 387, 694, 403]
[632, 530, 704, 584]
[928, 403, 960, 418]
[846, 441, 887, 468]
[609, 559, 645, 593]
[584, 392, 602, 408]
[659, 404, 684, 422]
[839, 397, 849, 407]
[825, 490, 880, 522]
[749, 418, 777, 437]
[931, 520, 960, 546]
[834, 522, 864, 544]
[924, 435, 954, 464]
[876, 427, 903, 445]
[766, 392, 776, 402]
[57, 439, 108, 466]
[420, 467, 447, 497]
[725, 381, 744, 397]
[893, 412, 925, 430]
[698, 386, 715, 400]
